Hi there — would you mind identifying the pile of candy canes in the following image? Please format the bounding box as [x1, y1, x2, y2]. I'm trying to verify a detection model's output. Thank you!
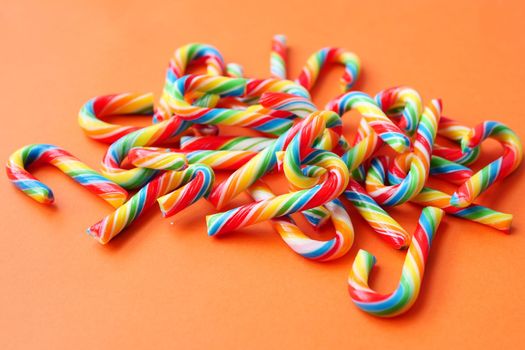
[6, 35, 523, 317]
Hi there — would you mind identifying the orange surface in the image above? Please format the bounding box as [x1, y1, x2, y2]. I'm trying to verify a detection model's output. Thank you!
[1, 0, 525, 349]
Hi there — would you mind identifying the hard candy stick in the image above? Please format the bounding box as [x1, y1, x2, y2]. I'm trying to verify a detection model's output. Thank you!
[451, 121, 523, 207]
[296, 47, 361, 92]
[167, 75, 300, 135]
[248, 181, 354, 261]
[6, 144, 128, 208]
[128, 147, 256, 171]
[327, 91, 411, 153]
[344, 179, 409, 249]
[348, 207, 444, 317]
[365, 100, 441, 206]
[433, 116, 480, 165]
[180, 135, 275, 152]
[154, 43, 226, 123]
[207, 112, 349, 235]
[78, 93, 153, 144]
[270, 34, 287, 79]
[375, 86, 423, 136]
[208, 111, 342, 209]
[412, 187, 512, 232]
[226, 63, 244, 78]
[88, 164, 214, 244]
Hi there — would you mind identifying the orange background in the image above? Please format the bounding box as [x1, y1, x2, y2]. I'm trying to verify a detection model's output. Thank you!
[1, 0, 525, 349]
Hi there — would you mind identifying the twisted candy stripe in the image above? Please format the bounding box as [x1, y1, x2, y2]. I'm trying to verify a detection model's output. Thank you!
[226, 63, 244, 78]
[259, 92, 317, 119]
[88, 164, 214, 244]
[365, 100, 441, 206]
[328, 91, 411, 153]
[6, 144, 128, 208]
[375, 86, 423, 136]
[451, 121, 523, 208]
[207, 112, 349, 236]
[78, 93, 153, 144]
[129, 147, 256, 171]
[296, 47, 361, 92]
[208, 111, 342, 209]
[412, 187, 512, 232]
[348, 207, 444, 317]
[101, 116, 191, 189]
[167, 75, 295, 135]
[180, 135, 274, 152]
[344, 179, 409, 249]
[433, 116, 480, 165]
[248, 181, 354, 261]
[270, 34, 287, 79]
[154, 43, 226, 123]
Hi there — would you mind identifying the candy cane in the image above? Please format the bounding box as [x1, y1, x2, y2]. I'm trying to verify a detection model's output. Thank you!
[451, 121, 523, 207]
[248, 181, 354, 261]
[154, 43, 226, 123]
[270, 34, 287, 79]
[88, 164, 214, 244]
[128, 147, 256, 171]
[296, 47, 360, 92]
[344, 179, 410, 249]
[348, 207, 444, 317]
[365, 100, 441, 206]
[78, 93, 153, 144]
[375, 86, 423, 136]
[207, 112, 349, 235]
[7, 144, 128, 208]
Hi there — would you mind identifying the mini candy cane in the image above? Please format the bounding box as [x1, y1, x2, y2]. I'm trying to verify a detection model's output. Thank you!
[375, 86, 423, 136]
[344, 179, 409, 249]
[78, 93, 153, 144]
[88, 164, 214, 244]
[208, 111, 342, 209]
[348, 207, 445, 317]
[248, 181, 354, 261]
[7, 144, 128, 208]
[167, 75, 297, 135]
[270, 34, 287, 79]
[154, 43, 226, 123]
[296, 47, 361, 92]
[433, 116, 480, 165]
[180, 135, 274, 152]
[128, 147, 256, 171]
[365, 100, 441, 206]
[207, 112, 349, 236]
[327, 91, 411, 153]
[412, 187, 512, 232]
[226, 63, 244, 78]
[101, 116, 191, 189]
[451, 121, 523, 208]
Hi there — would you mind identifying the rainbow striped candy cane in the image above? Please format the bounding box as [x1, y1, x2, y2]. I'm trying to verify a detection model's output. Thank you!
[248, 181, 354, 261]
[327, 91, 411, 153]
[270, 34, 287, 79]
[365, 100, 441, 206]
[78, 93, 154, 144]
[154, 43, 226, 123]
[348, 206, 445, 317]
[451, 121, 523, 208]
[207, 112, 349, 236]
[344, 179, 409, 249]
[6, 144, 128, 208]
[88, 164, 214, 244]
[167, 75, 313, 135]
[296, 47, 361, 92]
[128, 147, 256, 171]
[208, 111, 343, 209]
[375, 86, 423, 136]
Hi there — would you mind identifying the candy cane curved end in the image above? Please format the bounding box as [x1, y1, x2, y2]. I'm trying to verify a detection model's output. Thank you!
[348, 207, 444, 317]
